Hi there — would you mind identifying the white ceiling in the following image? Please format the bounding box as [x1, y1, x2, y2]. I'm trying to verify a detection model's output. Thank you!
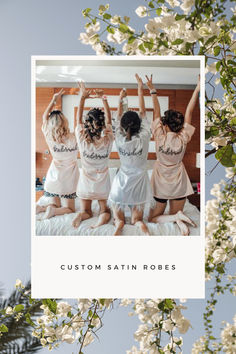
[35, 59, 200, 87]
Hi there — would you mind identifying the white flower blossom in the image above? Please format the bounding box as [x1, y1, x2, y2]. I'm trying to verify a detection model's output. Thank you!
[135, 6, 148, 18]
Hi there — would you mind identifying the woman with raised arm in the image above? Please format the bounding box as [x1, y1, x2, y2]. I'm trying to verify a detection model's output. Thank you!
[72, 82, 114, 229]
[147, 75, 200, 235]
[36, 89, 79, 219]
[108, 74, 152, 236]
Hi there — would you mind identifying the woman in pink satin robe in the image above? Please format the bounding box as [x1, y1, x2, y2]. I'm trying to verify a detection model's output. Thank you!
[72, 83, 114, 229]
[147, 75, 200, 235]
[36, 89, 79, 219]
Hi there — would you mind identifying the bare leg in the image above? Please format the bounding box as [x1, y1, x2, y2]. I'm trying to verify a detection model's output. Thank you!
[131, 206, 150, 236]
[112, 207, 125, 236]
[72, 199, 93, 228]
[36, 196, 60, 215]
[148, 201, 167, 223]
[43, 198, 75, 219]
[169, 199, 196, 227]
[90, 200, 111, 229]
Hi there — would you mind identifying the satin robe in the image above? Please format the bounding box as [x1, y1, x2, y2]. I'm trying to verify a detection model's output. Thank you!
[109, 118, 152, 208]
[151, 119, 195, 199]
[75, 124, 114, 200]
[42, 125, 79, 197]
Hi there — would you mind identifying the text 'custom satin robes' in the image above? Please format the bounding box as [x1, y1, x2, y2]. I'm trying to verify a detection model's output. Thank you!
[109, 118, 152, 208]
[151, 118, 195, 199]
[75, 124, 114, 200]
[42, 124, 79, 197]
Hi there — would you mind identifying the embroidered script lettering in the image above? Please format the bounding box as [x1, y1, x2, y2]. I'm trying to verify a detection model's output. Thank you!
[118, 147, 143, 157]
[53, 144, 78, 153]
[158, 145, 183, 155]
[83, 151, 109, 160]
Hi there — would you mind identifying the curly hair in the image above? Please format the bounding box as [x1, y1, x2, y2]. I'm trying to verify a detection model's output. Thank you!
[120, 111, 141, 140]
[45, 110, 70, 143]
[161, 109, 184, 133]
[84, 108, 105, 142]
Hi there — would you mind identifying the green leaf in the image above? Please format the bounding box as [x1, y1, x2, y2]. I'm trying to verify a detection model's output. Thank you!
[148, 1, 155, 8]
[14, 304, 24, 312]
[215, 145, 234, 167]
[216, 60, 222, 71]
[230, 117, 236, 126]
[159, 40, 168, 48]
[144, 41, 154, 50]
[156, 8, 162, 16]
[175, 14, 185, 20]
[99, 299, 105, 306]
[165, 299, 174, 310]
[82, 8, 91, 17]
[119, 24, 129, 33]
[0, 324, 8, 333]
[107, 26, 115, 34]
[205, 130, 211, 139]
[231, 154, 236, 165]
[25, 313, 36, 327]
[103, 13, 111, 20]
[42, 299, 57, 315]
[210, 126, 219, 136]
[214, 46, 221, 56]
[128, 36, 136, 44]
[138, 43, 146, 52]
[172, 39, 184, 45]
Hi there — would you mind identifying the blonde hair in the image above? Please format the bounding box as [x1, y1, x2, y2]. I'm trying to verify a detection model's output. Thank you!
[45, 111, 70, 143]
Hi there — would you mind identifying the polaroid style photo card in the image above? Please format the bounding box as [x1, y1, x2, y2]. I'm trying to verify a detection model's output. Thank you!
[32, 56, 205, 298]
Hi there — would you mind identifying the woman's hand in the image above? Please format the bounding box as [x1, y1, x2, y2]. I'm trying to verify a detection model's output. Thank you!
[53, 88, 65, 103]
[93, 89, 104, 98]
[78, 81, 92, 99]
[119, 88, 127, 100]
[135, 73, 144, 89]
[145, 74, 155, 91]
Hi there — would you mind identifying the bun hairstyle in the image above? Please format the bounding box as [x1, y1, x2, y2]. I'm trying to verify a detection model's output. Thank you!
[84, 108, 105, 142]
[120, 111, 141, 141]
[47, 110, 69, 143]
[161, 109, 184, 133]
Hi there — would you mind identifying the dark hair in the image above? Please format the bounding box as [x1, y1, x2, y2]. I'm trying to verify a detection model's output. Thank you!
[49, 110, 63, 118]
[84, 108, 105, 141]
[161, 109, 184, 133]
[120, 111, 141, 140]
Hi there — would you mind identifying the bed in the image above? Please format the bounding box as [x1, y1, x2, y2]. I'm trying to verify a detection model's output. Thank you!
[36, 169, 200, 236]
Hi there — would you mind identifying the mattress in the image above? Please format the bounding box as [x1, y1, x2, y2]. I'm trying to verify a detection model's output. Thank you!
[36, 169, 200, 236]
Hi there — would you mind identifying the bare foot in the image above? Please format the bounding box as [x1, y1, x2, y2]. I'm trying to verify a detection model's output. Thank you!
[42, 206, 55, 219]
[90, 212, 111, 229]
[113, 220, 124, 236]
[176, 220, 189, 236]
[36, 205, 46, 214]
[135, 221, 150, 235]
[176, 211, 197, 228]
[72, 215, 82, 228]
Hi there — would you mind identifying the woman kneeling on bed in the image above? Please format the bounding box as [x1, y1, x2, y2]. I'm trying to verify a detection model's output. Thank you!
[72, 82, 114, 229]
[108, 74, 153, 236]
[147, 74, 200, 236]
[36, 89, 79, 219]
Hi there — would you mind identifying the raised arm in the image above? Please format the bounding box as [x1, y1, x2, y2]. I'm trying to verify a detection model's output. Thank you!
[117, 89, 127, 120]
[94, 89, 111, 125]
[184, 76, 200, 124]
[135, 73, 146, 118]
[76, 82, 92, 125]
[145, 74, 161, 120]
[42, 88, 65, 123]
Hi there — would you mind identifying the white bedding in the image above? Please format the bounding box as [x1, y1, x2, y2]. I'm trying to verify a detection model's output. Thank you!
[36, 169, 200, 236]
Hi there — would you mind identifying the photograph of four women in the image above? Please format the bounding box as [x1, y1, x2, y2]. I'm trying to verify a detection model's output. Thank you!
[36, 72, 200, 236]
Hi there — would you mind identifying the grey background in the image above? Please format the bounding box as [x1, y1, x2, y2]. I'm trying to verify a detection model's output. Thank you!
[0, 0, 234, 353]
